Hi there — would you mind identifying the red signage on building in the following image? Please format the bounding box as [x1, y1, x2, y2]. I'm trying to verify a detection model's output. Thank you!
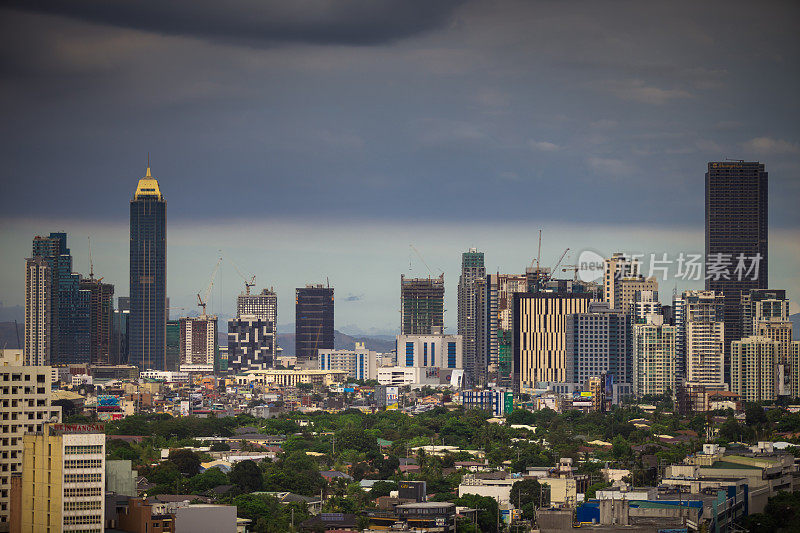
[49, 423, 105, 434]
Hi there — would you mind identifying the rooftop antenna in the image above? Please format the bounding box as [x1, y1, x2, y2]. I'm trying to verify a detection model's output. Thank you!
[87, 236, 94, 279]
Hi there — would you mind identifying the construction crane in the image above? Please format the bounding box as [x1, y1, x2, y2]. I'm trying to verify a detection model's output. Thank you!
[528, 230, 544, 272]
[409, 244, 433, 276]
[551, 248, 570, 275]
[197, 257, 222, 317]
[229, 258, 256, 295]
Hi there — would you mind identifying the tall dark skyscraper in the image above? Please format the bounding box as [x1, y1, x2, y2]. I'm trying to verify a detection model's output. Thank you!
[30, 232, 91, 365]
[705, 161, 768, 382]
[295, 284, 334, 366]
[80, 277, 114, 365]
[458, 248, 486, 386]
[130, 165, 167, 370]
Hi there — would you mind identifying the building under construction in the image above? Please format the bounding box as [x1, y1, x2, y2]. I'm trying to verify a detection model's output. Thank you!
[401, 274, 444, 335]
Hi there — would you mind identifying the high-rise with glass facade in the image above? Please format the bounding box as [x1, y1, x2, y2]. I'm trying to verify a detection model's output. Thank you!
[30, 233, 91, 365]
[457, 248, 485, 386]
[295, 284, 334, 366]
[129, 165, 167, 370]
[705, 161, 768, 382]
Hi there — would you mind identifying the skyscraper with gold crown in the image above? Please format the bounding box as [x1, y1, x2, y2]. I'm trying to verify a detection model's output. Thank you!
[129, 160, 167, 370]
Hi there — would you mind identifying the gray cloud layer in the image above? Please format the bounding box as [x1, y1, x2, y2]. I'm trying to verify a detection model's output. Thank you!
[5, 1, 464, 46]
[0, 0, 798, 230]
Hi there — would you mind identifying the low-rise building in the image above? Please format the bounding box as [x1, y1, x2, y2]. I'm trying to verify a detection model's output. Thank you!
[318, 342, 377, 381]
[235, 369, 347, 388]
[458, 474, 514, 505]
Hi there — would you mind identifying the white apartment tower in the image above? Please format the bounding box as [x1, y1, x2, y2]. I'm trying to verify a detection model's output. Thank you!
[633, 314, 677, 397]
[731, 336, 779, 402]
[24, 257, 51, 366]
[683, 290, 726, 388]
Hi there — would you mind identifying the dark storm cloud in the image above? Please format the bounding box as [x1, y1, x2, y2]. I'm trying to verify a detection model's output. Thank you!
[0, 0, 798, 232]
[4, 0, 464, 47]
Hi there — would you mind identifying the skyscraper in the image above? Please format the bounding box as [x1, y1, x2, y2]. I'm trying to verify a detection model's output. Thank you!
[457, 248, 485, 386]
[24, 257, 51, 366]
[731, 336, 778, 403]
[230, 287, 278, 371]
[129, 164, 167, 370]
[565, 302, 631, 386]
[400, 274, 444, 335]
[633, 314, 677, 397]
[237, 287, 278, 322]
[79, 277, 114, 365]
[295, 284, 334, 366]
[179, 315, 217, 368]
[682, 290, 726, 388]
[603, 253, 640, 308]
[514, 291, 593, 390]
[705, 161, 768, 382]
[30, 233, 91, 365]
[486, 273, 527, 386]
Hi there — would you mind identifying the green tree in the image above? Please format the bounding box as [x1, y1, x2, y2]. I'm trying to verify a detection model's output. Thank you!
[168, 449, 202, 477]
[230, 460, 264, 492]
[369, 480, 398, 499]
[188, 467, 229, 493]
[453, 494, 498, 532]
[510, 479, 547, 517]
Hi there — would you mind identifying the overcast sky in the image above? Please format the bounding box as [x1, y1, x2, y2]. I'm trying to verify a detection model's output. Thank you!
[1, 1, 798, 333]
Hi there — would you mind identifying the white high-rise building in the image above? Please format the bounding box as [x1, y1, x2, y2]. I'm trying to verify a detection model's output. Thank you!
[237, 288, 277, 322]
[682, 291, 725, 388]
[632, 290, 661, 323]
[731, 336, 779, 402]
[633, 314, 677, 397]
[24, 257, 51, 366]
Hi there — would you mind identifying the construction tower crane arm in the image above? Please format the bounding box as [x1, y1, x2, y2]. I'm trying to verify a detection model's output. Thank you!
[409, 244, 433, 276]
[551, 248, 570, 274]
[229, 258, 256, 295]
[197, 256, 223, 317]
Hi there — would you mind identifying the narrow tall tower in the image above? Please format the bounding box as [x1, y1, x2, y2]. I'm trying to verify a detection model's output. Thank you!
[458, 248, 485, 386]
[705, 161, 768, 383]
[129, 163, 167, 370]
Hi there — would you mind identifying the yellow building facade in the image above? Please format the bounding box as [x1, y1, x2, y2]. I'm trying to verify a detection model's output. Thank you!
[20, 423, 105, 533]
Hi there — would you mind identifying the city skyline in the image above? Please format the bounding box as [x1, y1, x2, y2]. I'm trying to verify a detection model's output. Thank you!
[1, 1, 798, 334]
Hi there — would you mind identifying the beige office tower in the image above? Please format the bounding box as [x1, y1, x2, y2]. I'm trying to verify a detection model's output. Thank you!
[633, 314, 677, 397]
[24, 257, 51, 366]
[0, 352, 61, 525]
[19, 423, 106, 533]
[514, 292, 592, 390]
[685, 291, 725, 388]
[731, 336, 779, 402]
[603, 253, 640, 308]
[615, 277, 659, 315]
